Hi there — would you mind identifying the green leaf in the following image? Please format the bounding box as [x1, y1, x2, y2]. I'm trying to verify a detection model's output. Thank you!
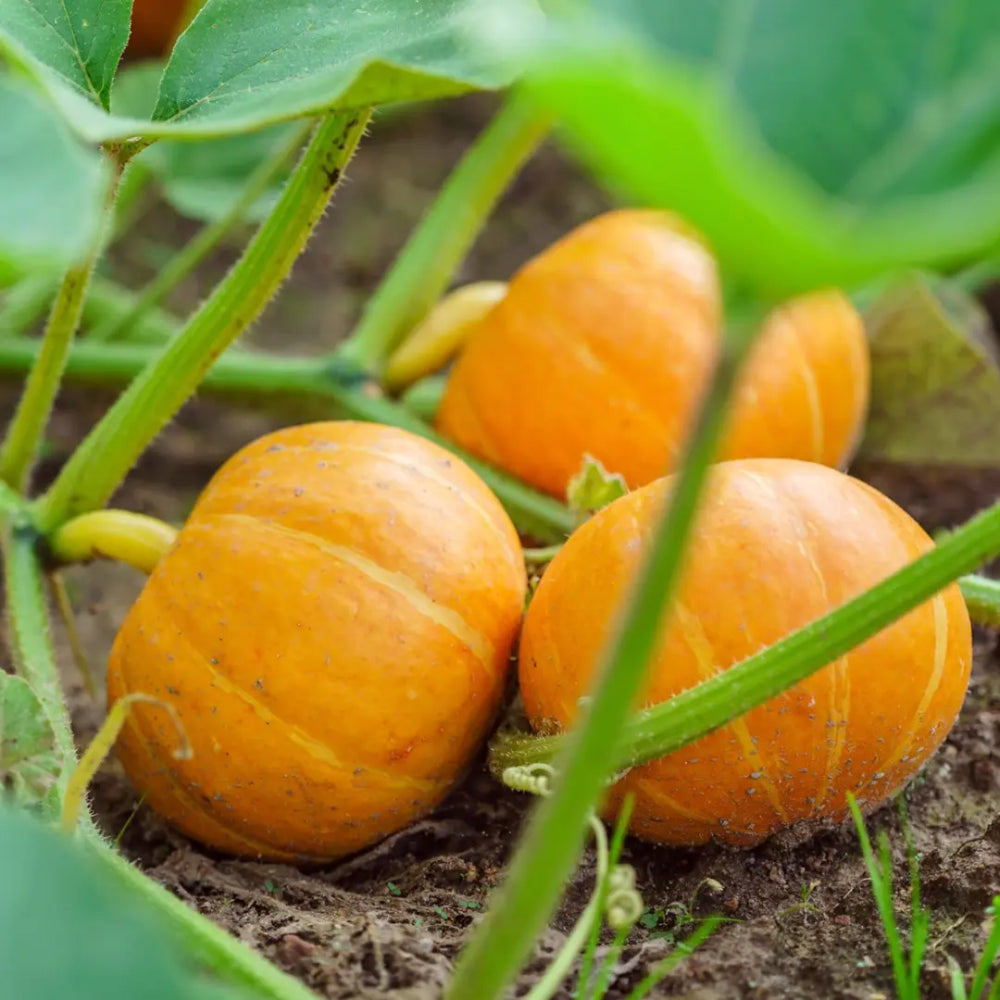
[108, 59, 162, 119]
[3, 0, 519, 143]
[0, 0, 130, 109]
[0, 806, 216, 999]
[0, 674, 60, 814]
[0, 75, 111, 270]
[144, 124, 301, 224]
[499, 0, 1000, 296]
[112, 62, 295, 223]
[859, 274, 1000, 465]
[566, 455, 628, 522]
[590, 0, 1000, 207]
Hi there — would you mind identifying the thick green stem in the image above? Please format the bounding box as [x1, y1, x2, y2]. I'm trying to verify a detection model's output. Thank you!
[446, 310, 758, 1000]
[491, 499, 1000, 776]
[34, 112, 370, 535]
[0, 196, 112, 492]
[0, 273, 59, 338]
[335, 92, 551, 375]
[90, 122, 312, 343]
[0, 338, 574, 541]
[89, 839, 317, 1000]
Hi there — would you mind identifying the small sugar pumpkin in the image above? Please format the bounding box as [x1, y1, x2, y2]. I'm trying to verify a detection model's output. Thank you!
[436, 210, 869, 498]
[107, 421, 527, 861]
[518, 459, 971, 846]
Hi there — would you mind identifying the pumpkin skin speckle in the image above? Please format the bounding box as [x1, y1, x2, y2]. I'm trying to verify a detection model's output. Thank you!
[518, 459, 971, 847]
[435, 210, 869, 498]
[107, 422, 527, 862]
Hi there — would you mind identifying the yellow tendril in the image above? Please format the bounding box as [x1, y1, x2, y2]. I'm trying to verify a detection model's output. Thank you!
[47, 509, 178, 574]
[61, 693, 191, 835]
[383, 280, 507, 391]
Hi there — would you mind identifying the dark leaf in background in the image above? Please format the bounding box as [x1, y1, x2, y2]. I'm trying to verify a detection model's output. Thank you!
[860, 274, 1000, 466]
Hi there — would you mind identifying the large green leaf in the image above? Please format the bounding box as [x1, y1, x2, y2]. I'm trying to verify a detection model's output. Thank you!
[0, 807, 227, 999]
[1, 0, 518, 143]
[592, 0, 1000, 207]
[111, 62, 295, 223]
[0, 0, 130, 109]
[0, 75, 111, 270]
[498, 0, 1000, 297]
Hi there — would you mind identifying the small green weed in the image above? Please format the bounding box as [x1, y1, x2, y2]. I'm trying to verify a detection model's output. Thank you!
[507, 765, 722, 1000]
[849, 795, 1000, 1000]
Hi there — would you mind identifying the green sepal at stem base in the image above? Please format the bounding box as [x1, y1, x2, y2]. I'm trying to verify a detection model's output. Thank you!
[490, 499, 1000, 780]
[0, 337, 575, 542]
[445, 304, 761, 1000]
[335, 91, 551, 375]
[33, 111, 371, 535]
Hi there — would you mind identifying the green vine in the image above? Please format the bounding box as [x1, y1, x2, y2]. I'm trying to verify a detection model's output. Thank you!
[90, 122, 313, 344]
[335, 92, 551, 375]
[0, 338, 574, 542]
[0, 165, 119, 492]
[34, 111, 371, 535]
[91, 839, 316, 1000]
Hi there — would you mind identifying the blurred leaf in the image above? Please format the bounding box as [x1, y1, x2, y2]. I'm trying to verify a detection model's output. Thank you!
[566, 455, 627, 522]
[109, 59, 163, 119]
[0, 75, 111, 270]
[0, 674, 60, 813]
[859, 274, 1000, 465]
[590, 0, 1000, 207]
[0, 806, 211, 998]
[0, 0, 130, 109]
[147, 125, 300, 223]
[112, 64, 296, 223]
[2, 0, 519, 143]
[497, 0, 1000, 297]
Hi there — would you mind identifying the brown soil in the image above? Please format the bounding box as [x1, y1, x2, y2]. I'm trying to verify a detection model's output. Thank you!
[5, 95, 1000, 1000]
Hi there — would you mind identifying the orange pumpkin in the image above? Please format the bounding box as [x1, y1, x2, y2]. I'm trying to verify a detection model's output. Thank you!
[107, 422, 527, 862]
[519, 459, 971, 846]
[435, 210, 869, 499]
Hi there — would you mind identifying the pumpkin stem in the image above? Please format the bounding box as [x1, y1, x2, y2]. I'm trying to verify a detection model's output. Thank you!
[61, 693, 191, 835]
[47, 509, 177, 574]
